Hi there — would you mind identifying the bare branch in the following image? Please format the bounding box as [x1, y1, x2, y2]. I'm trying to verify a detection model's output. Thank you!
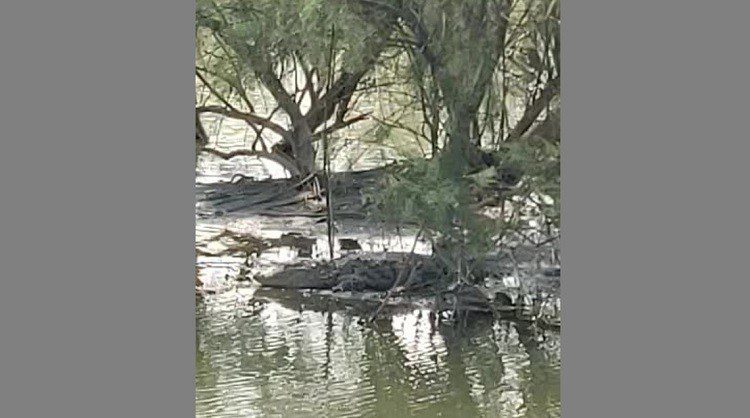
[295, 54, 319, 109]
[305, 68, 370, 130]
[200, 148, 301, 177]
[507, 76, 559, 140]
[195, 70, 241, 114]
[314, 113, 371, 138]
[196, 105, 290, 139]
[255, 63, 307, 125]
[209, 32, 256, 113]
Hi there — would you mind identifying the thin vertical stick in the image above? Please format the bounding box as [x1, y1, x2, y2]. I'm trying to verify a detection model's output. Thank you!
[323, 23, 337, 260]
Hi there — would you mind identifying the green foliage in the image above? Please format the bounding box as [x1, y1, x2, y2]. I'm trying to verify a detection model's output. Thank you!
[195, 0, 561, 272]
[374, 158, 459, 228]
[197, 0, 389, 81]
[495, 134, 560, 227]
[369, 128, 560, 281]
[371, 158, 498, 275]
[357, 0, 560, 274]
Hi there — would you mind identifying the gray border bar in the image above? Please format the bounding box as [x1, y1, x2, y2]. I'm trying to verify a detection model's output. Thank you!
[564, 1, 750, 417]
[1, 1, 749, 417]
[0, 1, 195, 417]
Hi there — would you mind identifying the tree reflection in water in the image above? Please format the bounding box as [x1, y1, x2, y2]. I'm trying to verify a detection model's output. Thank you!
[196, 293, 560, 418]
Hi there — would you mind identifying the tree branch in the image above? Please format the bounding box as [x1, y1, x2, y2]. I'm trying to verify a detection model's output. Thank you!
[295, 53, 319, 109]
[196, 105, 289, 139]
[314, 113, 371, 138]
[200, 148, 301, 177]
[507, 77, 559, 140]
[196, 70, 241, 114]
[305, 68, 370, 130]
[196, 110, 209, 147]
[255, 63, 307, 124]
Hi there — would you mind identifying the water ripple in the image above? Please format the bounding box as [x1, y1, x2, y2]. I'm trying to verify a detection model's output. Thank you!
[197, 294, 560, 418]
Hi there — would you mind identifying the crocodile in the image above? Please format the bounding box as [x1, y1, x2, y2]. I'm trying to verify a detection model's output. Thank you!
[331, 261, 444, 292]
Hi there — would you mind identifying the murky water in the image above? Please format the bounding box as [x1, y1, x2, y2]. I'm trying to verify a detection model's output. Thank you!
[196, 289, 560, 418]
[195, 116, 560, 417]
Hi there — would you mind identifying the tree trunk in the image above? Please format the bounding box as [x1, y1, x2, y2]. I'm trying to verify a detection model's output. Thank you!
[439, 104, 486, 178]
[289, 119, 316, 175]
[440, 107, 471, 178]
[195, 111, 209, 164]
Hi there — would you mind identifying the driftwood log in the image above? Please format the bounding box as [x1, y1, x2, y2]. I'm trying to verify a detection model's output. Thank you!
[196, 164, 523, 220]
[197, 168, 386, 219]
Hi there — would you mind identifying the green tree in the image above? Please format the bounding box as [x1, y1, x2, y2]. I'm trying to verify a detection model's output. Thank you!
[365, 0, 561, 280]
[196, 0, 396, 175]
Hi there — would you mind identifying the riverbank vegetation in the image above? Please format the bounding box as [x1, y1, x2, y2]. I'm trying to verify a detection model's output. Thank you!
[195, 0, 560, 323]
